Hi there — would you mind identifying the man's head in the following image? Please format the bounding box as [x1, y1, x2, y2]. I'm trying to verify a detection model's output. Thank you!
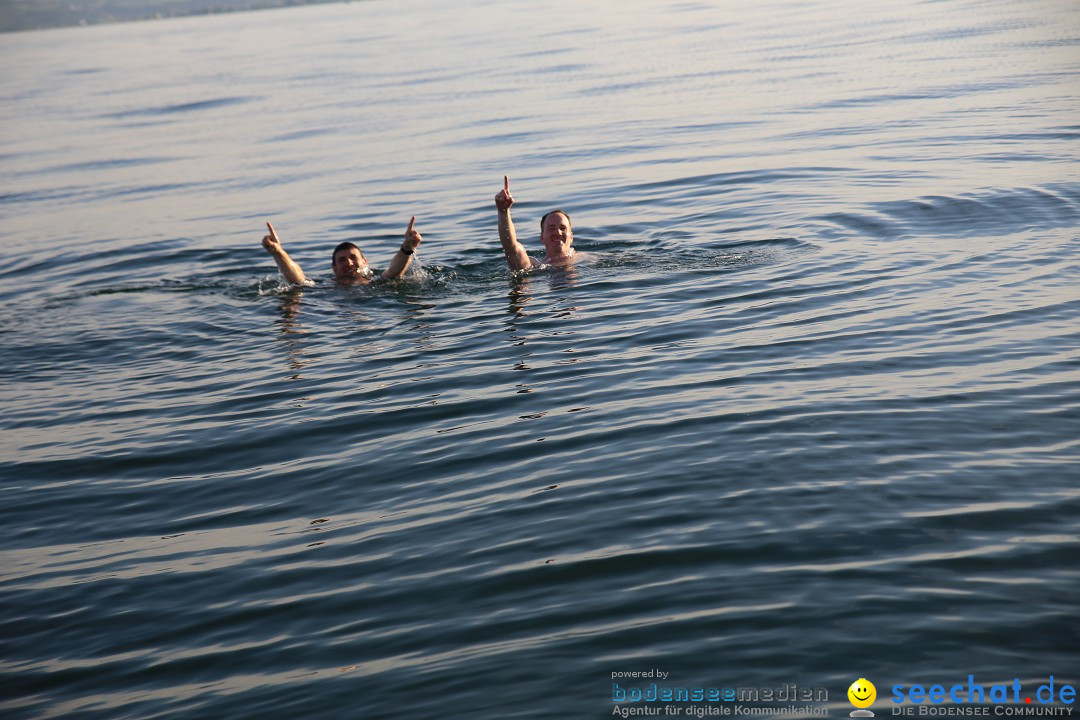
[332, 241, 369, 279]
[539, 209, 573, 259]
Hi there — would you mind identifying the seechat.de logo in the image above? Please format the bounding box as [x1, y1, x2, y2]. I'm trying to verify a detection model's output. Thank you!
[890, 676, 1075, 716]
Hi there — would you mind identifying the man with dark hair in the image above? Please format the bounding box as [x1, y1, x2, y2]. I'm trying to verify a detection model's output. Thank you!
[260, 217, 423, 285]
[494, 176, 579, 271]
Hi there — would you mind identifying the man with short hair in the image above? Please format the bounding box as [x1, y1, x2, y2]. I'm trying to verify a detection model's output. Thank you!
[261, 217, 423, 285]
[494, 176, 579, 271]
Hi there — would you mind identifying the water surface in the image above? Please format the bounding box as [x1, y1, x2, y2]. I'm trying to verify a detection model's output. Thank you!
[1, 0, 1078, 717]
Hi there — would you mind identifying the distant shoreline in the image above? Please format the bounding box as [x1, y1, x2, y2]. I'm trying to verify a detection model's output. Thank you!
[0, 0, 349, 33]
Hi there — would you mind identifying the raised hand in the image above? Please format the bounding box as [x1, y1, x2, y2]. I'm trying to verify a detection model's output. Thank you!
[403, 216, 423, 252]
[260, 221, 307, 285]
[383, 216, 423, 280]
[494, 175, 514, 212]
[262, 221, 283, 255]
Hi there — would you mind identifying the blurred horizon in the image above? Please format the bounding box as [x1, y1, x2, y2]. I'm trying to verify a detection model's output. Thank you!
[0, 0, 349, 33]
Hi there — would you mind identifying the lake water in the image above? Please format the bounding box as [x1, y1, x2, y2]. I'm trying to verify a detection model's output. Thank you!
[1, 0, 1078, 718]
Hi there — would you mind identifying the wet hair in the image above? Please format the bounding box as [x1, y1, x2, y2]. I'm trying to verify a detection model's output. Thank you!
[540, 209, 572, 232]
[332, 241, 363, 264]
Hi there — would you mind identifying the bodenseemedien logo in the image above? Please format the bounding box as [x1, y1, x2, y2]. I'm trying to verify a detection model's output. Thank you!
[609, 673, 830, 718]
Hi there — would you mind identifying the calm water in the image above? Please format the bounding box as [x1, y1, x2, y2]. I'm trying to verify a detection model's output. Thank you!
[1, 0, 1078, 717]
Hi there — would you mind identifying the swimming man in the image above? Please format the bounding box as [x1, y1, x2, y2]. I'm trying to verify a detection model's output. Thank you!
[261, 217, 423, 286]
[494, 176, 579, 271]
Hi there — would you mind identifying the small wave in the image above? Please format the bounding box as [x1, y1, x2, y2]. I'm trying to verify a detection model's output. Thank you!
[268, 127, 339, 143]
[622, 166, 853, 193]
[588, 236, 813, 273]
[820, 184, 1080, 239]
[104, 95, 257, 119]
[48, 156, 179, 174]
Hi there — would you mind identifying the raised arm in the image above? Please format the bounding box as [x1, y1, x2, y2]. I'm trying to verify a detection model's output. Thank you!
[496, 175, 533, 271]
[381, 216, 423, 280]
[262, 222, 308, 285]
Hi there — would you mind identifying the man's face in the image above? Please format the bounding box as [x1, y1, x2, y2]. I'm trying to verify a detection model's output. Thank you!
[540, 212, 573, 257]
[332, 247, 368, 278]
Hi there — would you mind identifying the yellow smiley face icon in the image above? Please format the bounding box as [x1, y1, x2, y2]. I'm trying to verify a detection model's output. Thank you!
[848, 678, 876, 708]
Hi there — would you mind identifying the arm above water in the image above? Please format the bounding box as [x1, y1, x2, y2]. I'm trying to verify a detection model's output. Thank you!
[261, 222, 308, 286]
[381, 216, 423, 280]
[496, 175, 534, 272]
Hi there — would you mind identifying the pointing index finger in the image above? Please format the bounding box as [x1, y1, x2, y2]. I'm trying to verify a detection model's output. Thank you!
[504, 175, 509, 193]
[407, 216, 416, 233]
[266, 222, 279, 241]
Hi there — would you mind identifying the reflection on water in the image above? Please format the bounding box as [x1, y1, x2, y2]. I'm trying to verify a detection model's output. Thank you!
[274, 290, 310, 378]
